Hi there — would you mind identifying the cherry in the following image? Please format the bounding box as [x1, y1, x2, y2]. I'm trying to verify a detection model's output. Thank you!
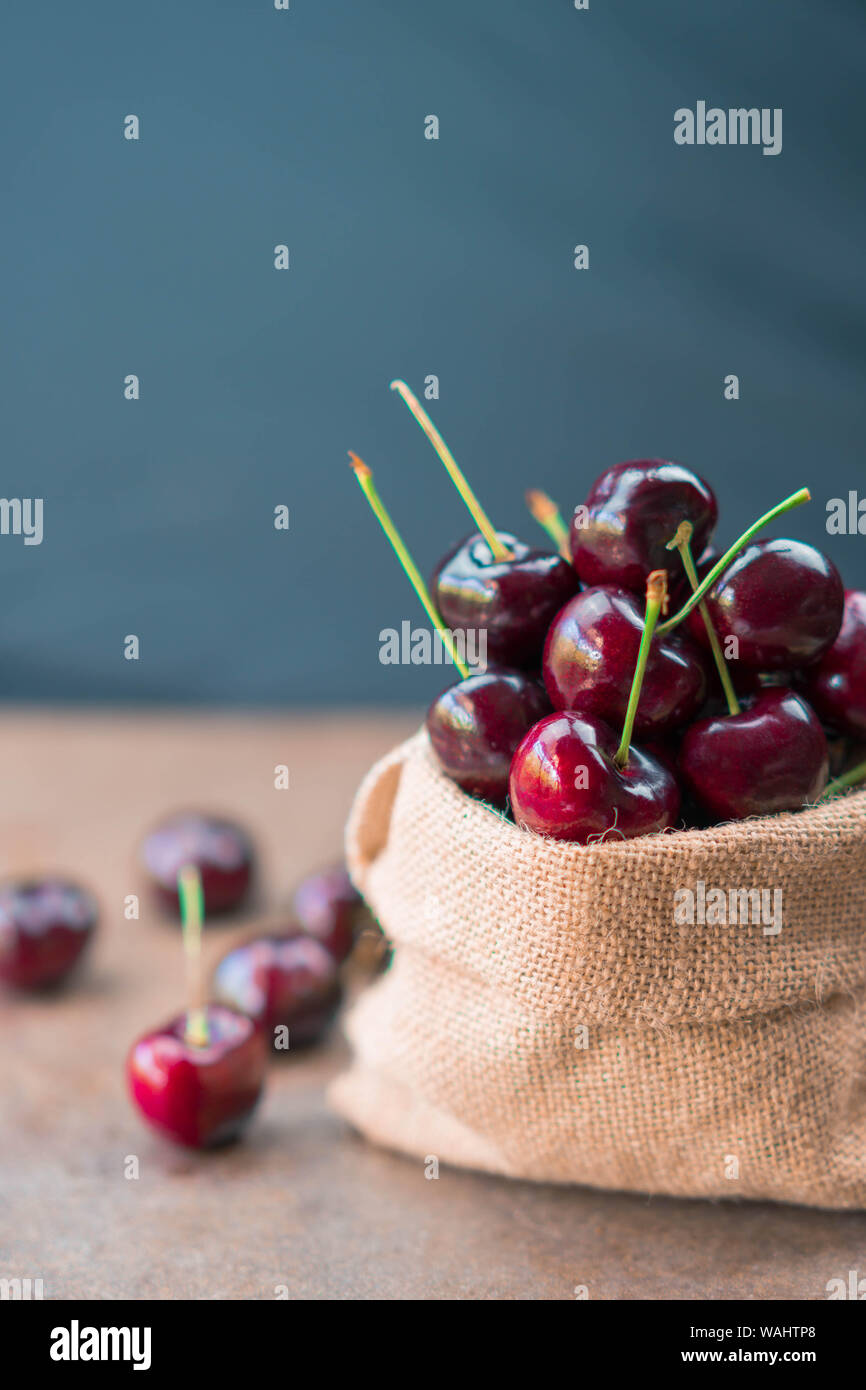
[570, 460, 718, 596]
[0, 878, 97, 990]
[685, 539, 844, 671]
[801, 590, 866, 738]
[426, 668, 550, 802]
[388, 381, 579, 668]
[511, 571, 681, 841]
[432, 533, 579, 669]
[679, 688, 829, 821]
[127, 1005, 267, 1148]
[214, 931, 341, 1049]
[348, 451, 549, 801]
[293, 866, 362, 964]
[543, 586, 707, 736]
[509, 711, 680, 842]
[141, 813, 253, 917]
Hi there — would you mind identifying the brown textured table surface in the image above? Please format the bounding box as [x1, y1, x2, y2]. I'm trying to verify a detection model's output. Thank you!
[1, 709, 864, 1302]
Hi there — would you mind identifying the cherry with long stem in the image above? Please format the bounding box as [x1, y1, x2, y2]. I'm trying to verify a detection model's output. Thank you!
[614, 569, 668, 768]
[178, 864, 208, 1046]
[525, 489, 571, 560]
[658, 487, 811, 633]
[349, 451, 470, 678]
[667, 520, 740, 717]
[389, 379, 512, 562]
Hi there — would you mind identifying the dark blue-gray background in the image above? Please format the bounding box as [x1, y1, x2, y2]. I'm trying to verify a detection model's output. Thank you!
[2, 0, 864, 705]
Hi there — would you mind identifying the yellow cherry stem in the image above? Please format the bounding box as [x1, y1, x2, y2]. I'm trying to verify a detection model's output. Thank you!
[389, 379, 512, 562]
[666, 521, 740, 717]
[525, 489, 571, 560]
[349, 452, 471, 679]
[178, 864, 208, 1047]
[614, 569, 669, 769]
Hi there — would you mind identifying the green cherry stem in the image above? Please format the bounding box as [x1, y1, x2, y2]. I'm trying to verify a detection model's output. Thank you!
[666, 521, 740, 717]
[614, 569, 668, 769]
[657, 487, 812, 634]
[819, 760, 866, 802]
[389, 379, 513, 562]
[349, 451, 471, 679]
[178, 864, 209, 1047]
[525, 489, 571, 560]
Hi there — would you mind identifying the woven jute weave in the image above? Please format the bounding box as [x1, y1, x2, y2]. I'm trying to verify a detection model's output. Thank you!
[329, 730, 866, 1207]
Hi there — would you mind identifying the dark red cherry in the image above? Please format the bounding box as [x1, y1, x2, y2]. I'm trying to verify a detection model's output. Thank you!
[432, 532, 580, 668]
[141, 813, 253, 917]
[686, 539, 844, 671]
[543, 587, 707, 736]
[213, 932, 341, 1049]
[127, 1005, 267, 1149]
[293, 867, 362, 964]
[426, 668, 550, 803]
[679, 688, 828, 821]
[508, 710, 681, 843]
[801, 590, 866, 738]
[0, 878, 97, 990]
[570, 460, 717, 596]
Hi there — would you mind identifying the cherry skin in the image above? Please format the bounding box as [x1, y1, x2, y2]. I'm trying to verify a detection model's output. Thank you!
[686, 538, 844, 671]
[570, 460, 718, 597]
[141, 813, 254, 917]
[432, 532, 580, 669]
[126, 1005, 268, 1149]
[508, 711, 681, 843]
[293, 866, 362, 964]
[213, 932, 342, 1049]
[802, 590, 866, 738]
[426, 668, 550, 803]
[679, 688, 829, 822]
[0, 878, 97, 990]
[543, 587, 707, 737]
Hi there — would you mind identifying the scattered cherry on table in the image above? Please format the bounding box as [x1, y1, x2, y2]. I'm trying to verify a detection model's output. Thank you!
[141, 812, 254, 917]
[0, 878, 97, 990]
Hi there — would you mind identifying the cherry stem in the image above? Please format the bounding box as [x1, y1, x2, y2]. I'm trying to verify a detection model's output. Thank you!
[389, 379, 513, 562]
[349, 452, 471, 679]
[525, 489, 571, 560]
[819, 760, 866, 801]
[178, 865, 208, 1047]
[657, 487, 812, 634]
[614, 569, 668, 769]
[666, 521, 740, 717]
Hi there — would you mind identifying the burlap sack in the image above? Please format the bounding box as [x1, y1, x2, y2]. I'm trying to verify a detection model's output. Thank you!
[330, 730, 866, 1208]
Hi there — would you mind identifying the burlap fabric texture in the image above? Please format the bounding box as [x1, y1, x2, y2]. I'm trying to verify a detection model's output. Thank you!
[329, 730, 866, 1207]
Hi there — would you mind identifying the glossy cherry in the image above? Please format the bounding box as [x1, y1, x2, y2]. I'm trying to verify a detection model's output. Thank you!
[508, 711, 681, 843]
[570, 460, 717, 597]
[679, 688, 829, 821]
[686, 538, 844, 671]
[426, 668, 550, 802]
[141, 813, 254, 917]
[293, 866, 362, 964]
[802, 590, 866, 738]
[543, 587, 707, 736]
[213, 931, 341, 1049]
[0, 878, 97, 990]
[432, 532, 580, 669]
[127, 1005, 267, 1149]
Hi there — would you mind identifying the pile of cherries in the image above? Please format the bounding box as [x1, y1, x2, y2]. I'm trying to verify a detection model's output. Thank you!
[417, 459, 865, 843]
[0, 811, 377, 1150]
